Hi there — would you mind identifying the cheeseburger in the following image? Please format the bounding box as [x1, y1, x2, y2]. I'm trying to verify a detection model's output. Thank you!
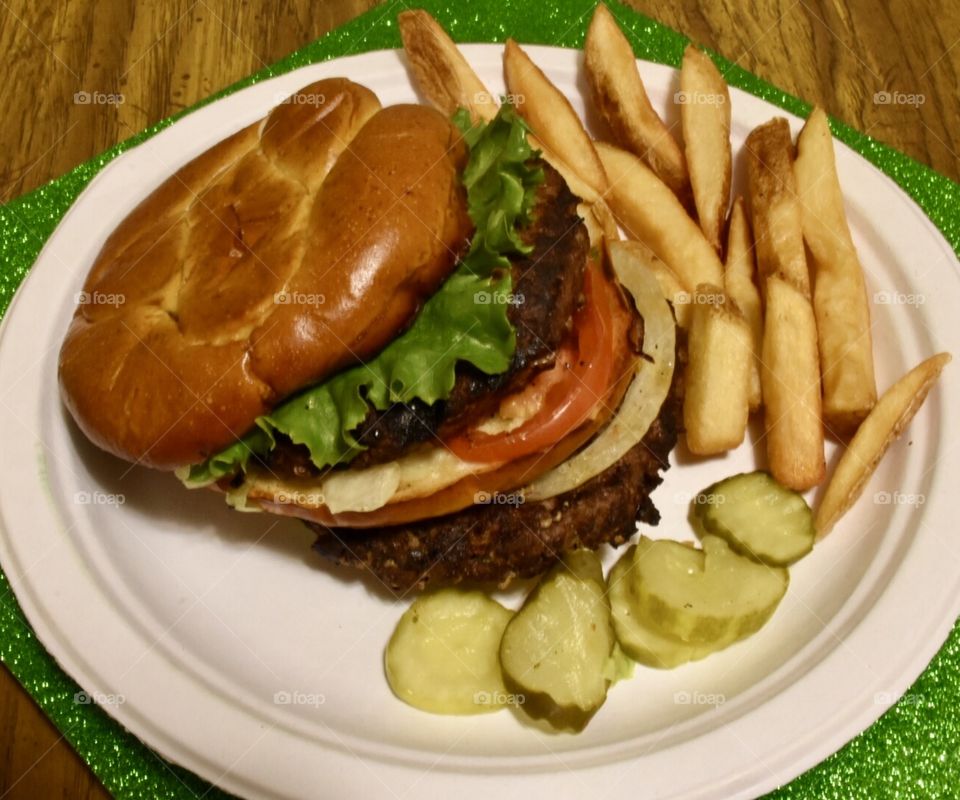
[59, 77, 680, 591]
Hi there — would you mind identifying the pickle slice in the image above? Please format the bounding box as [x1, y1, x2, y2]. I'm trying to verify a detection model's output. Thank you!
[608, 546, 726, 668]
[385, 589, 512, 714]
[695, 471, 815, 566]
[499, 550, 615, 732]
[633, 535, 788, 645]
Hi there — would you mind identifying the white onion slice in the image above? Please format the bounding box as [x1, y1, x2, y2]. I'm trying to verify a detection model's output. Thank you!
[523, 240, 676, 502]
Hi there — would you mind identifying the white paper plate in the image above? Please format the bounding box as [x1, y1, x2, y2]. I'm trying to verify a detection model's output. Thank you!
[0, 45, 958, 800]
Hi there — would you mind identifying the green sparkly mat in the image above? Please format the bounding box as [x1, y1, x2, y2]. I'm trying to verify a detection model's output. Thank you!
[1, 1, 958, 797]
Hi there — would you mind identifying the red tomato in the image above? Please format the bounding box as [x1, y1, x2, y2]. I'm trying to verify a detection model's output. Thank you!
[446, 259, 618, 463]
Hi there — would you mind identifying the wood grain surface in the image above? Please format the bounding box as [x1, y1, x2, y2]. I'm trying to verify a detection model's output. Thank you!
[0, 0, 958, 797]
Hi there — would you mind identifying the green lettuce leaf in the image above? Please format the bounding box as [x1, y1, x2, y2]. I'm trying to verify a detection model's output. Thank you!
[181, 103, 542, 487]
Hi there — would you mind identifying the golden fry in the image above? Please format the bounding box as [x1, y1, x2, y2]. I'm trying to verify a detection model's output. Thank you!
[579, 201, 619, 249]
[398, 10, 498, 122]
[680, 45, 731, 251]
[745, 118, 810, 297]
[597, 141, 723, 291]
[504, 39, 608, 196]
[746, 118, 823, 488]
[724, 197, 762, 411]
[761, 275, 825, 490]
[684, 283, 752, 455]
[815, 353, 951, 537]
[524, 134, 601, 206]
[584, 3, 689, 198]
[795, 107, 877, 433]
[591, 199, 621, 244]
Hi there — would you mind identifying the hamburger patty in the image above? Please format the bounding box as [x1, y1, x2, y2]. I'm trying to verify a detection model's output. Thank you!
[309, 352, 683, 592]
[259, 161, 588, 477]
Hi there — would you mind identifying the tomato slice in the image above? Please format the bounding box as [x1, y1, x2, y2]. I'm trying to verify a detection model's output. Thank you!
[446, 260, 618, 463]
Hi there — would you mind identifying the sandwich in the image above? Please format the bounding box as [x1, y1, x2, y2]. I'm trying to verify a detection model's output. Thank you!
[59, 77, 680, 592]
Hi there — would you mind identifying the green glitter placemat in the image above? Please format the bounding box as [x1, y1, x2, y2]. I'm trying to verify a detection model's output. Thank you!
[1, 1, 957, 797]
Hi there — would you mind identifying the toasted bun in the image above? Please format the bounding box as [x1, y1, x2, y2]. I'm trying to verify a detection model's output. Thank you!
[59, 78, 472, 469]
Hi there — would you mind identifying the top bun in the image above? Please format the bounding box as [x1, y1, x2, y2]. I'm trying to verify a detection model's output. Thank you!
[59, 78, 472, 469]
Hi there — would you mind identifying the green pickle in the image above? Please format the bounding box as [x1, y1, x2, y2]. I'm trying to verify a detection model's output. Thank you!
[695, 471, 816, 566]
[499, 550, 616, 732]
[632, 535, 789, 645]
[385, 589, 513, 714]
[608, 546, 731, 668]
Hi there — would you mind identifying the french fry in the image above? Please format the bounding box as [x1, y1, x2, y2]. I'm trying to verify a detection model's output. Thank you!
[590, 199, 621, 244]
[684, 283, 752, 454]
[680, 45, 731, 251]
[724, 197, 762, 411]
[747, 117, 824, 489]
[761, 275, 825, 490]
[815, 353, 951, 538]
[596, 141, 724, 292]
[526, 135, 598, 204]
[397, 11, 609, 260]
[579, 201, 619, 249]
[504, 38, 608, 196]
[612, 240, 691, 328]
[584, 3, 689, 198]
[795, 107, 877, 433]
[398, 10, 498, 122]
[745, 118, 811, 297]
[578, 203, 604, 249]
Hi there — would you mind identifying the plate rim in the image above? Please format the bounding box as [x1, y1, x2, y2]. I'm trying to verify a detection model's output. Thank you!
[0, 44, 958, 800]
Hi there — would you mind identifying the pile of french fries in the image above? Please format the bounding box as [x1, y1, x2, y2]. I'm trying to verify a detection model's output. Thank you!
[397, 7, 950, 538]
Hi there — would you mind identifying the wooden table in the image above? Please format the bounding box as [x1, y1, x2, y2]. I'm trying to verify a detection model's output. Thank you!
[0, 1, 957, 797]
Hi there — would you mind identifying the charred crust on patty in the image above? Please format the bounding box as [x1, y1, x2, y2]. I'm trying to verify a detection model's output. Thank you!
[309, 341, 685, 592]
